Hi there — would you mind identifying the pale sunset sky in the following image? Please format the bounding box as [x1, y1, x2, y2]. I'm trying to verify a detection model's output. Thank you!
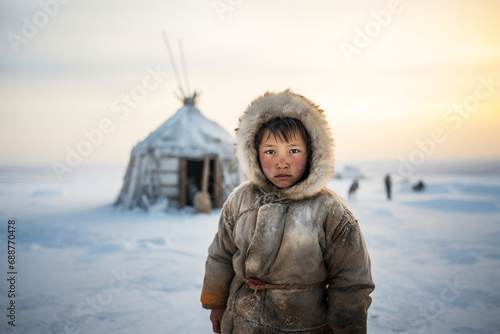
[1, 0, 499, 168]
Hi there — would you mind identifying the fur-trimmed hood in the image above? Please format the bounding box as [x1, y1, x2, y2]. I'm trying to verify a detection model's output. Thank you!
[235, 90, 335, 200]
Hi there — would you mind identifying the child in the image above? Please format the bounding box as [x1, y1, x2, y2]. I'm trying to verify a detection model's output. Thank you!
[201, 90, 374, 334]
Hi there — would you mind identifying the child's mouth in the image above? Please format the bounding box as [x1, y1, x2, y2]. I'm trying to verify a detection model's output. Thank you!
[275, 174, 292, 179]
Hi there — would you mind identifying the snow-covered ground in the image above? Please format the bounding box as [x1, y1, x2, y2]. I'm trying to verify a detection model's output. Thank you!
[0, 162, 499, 334]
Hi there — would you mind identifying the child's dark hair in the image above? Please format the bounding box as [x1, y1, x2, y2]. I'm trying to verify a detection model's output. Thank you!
[254, 117, 312, 154]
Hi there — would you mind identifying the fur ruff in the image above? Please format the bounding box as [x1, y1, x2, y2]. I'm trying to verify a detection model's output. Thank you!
[235, 90, 335, 200]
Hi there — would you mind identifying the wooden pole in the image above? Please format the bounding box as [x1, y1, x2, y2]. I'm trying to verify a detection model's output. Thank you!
[214, 158, 222, 208]
[178, 157, 187, 209]
[194, 155, 212, 213]
[201, 155, 210, 193]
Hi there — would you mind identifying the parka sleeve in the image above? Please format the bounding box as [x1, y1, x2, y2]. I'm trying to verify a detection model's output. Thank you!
[200, 202, 237, 309]
[324, 209, 375, 334]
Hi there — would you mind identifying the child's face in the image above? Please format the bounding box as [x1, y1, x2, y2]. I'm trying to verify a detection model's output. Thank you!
[258, 129, 308, 188]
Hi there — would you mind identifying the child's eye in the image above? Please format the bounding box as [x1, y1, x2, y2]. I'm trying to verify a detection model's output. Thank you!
[265, 150, 275, 154]
[289, 149, 300, 154]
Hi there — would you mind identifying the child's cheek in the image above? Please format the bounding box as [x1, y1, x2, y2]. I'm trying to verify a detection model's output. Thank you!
[258, 155, 273, 178]
[295, 155, 308, 173]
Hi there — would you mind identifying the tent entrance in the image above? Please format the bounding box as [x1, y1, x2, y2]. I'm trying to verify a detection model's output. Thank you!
[179, 157, 222, 208]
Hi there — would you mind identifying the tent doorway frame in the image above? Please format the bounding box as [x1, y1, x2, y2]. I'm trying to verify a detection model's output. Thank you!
[178, 156, 222, 209]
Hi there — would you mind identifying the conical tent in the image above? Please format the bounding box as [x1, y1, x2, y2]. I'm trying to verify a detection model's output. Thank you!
[114, 97, 240, 210]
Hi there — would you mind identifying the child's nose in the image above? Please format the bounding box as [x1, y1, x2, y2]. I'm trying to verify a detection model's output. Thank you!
[276, 155, 289, 169]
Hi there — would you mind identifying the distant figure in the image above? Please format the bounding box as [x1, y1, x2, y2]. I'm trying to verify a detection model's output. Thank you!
[413, 180, 425, 191]
[384, 174, 392, 200]
[348, 179, 359, 201]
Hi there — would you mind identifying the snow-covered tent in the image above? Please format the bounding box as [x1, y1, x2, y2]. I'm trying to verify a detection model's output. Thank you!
[114, 94, 240, 210]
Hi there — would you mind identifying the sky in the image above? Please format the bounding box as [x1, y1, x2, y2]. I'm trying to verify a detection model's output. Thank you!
[1, 0, 499, 171]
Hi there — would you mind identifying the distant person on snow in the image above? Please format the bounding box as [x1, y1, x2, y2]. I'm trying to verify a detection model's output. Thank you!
[348, 179, 359, 202]
[413, 180, 425, 191]
[200, 90, 374, 334]
[385, 174, 392, 200]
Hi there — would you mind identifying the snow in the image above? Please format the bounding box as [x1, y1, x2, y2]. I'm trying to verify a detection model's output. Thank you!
[133, 105, 235, 159]
[1, 163, 500, 333]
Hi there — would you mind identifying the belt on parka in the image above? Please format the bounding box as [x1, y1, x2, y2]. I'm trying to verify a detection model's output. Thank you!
[239, 276, 326, 296]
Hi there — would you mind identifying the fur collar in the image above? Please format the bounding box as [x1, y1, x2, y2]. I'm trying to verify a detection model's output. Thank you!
[235, 90, 335, 200]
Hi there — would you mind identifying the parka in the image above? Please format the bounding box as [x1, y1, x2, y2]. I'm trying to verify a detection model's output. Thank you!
[201, 90, 374, 334]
